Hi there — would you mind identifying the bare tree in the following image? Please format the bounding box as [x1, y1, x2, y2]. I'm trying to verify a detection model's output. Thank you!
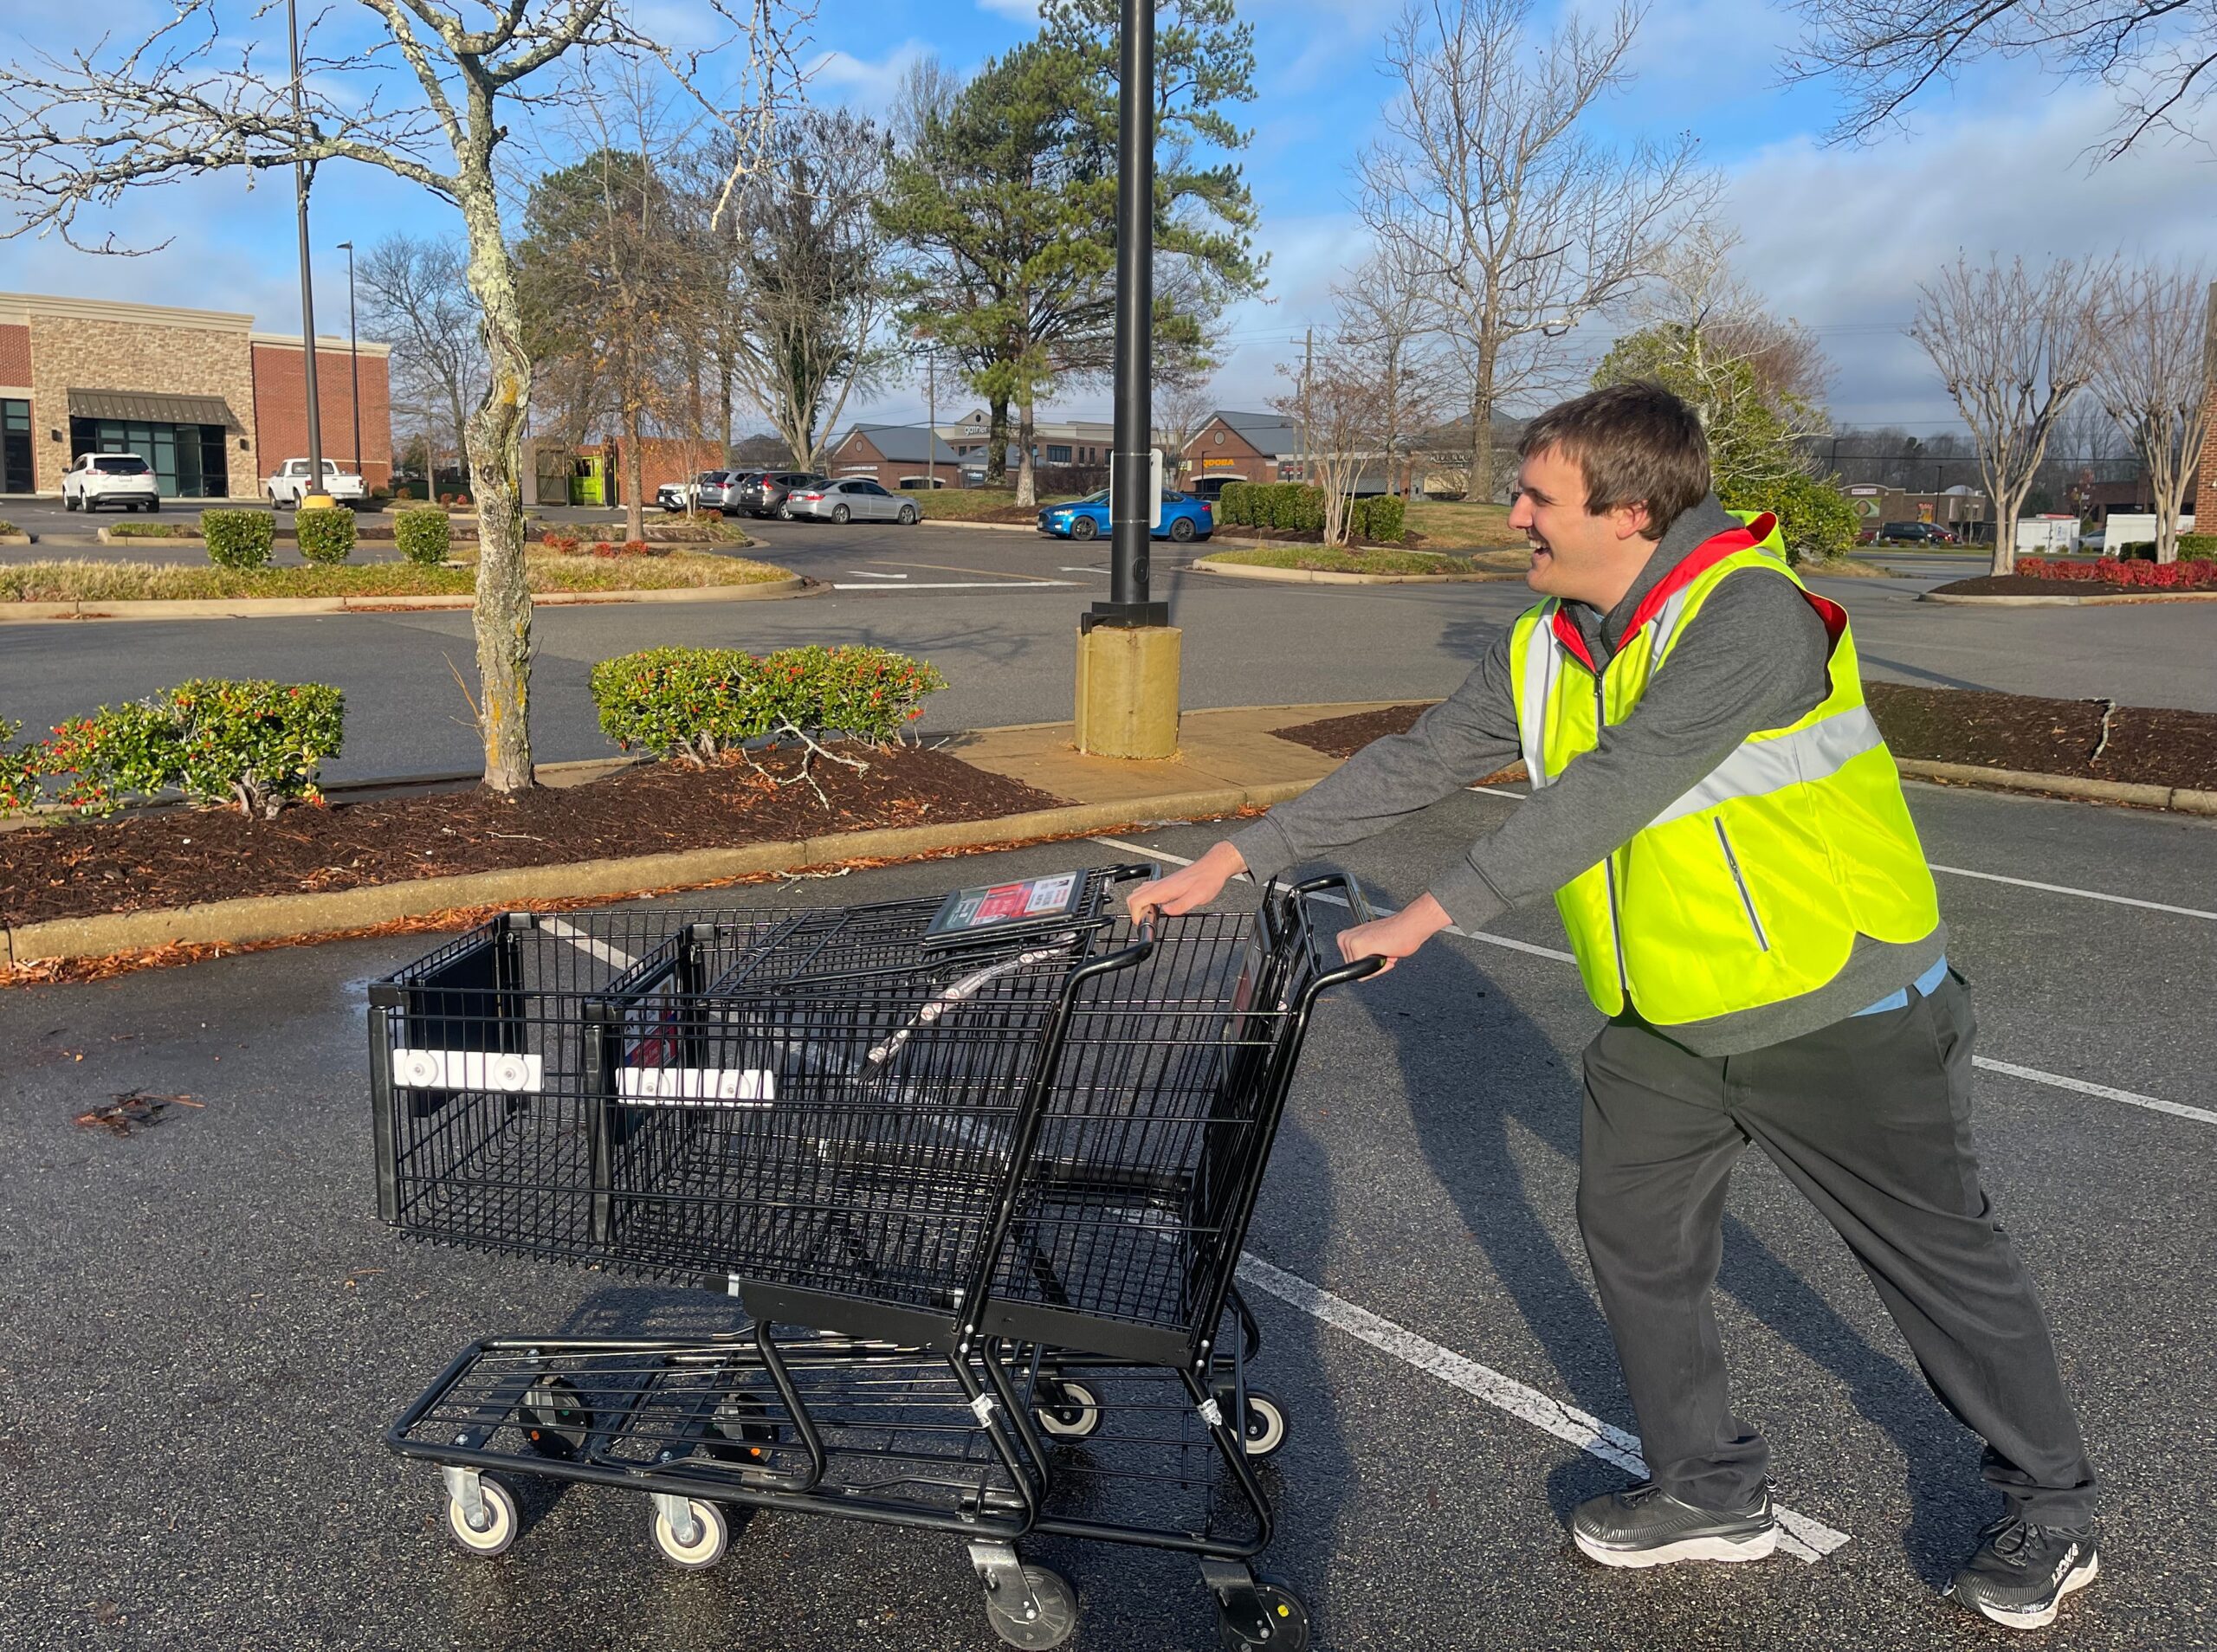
[0, 2, 795, 791]
[1271, 339, 1437, 545]
[357, 235, 485, 485]
[1333, 244, 1448, 496]
[716, 109, 897, 474]
[1360, 0, 1716, 503]
[2091, 264, 2213, 562]
[1911, 255, 2114, 575]
[1789, 0, 2217, 159]
[1154, 375, 1218, 486]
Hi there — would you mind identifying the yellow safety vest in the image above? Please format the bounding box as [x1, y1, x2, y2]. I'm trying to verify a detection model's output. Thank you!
[1509, 513, 1940, 1024]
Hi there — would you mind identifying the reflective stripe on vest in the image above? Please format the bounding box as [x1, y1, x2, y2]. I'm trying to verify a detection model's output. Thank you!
[1647, 703, 1885, 828]
[1517, 608, 1561, 787]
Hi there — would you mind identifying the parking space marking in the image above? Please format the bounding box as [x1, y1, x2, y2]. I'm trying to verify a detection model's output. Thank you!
[877, 560, 1070, 584]
[830, 580, 1080, 590]
[1234, 1254, 1849, 1563]
[1927, 864, 2217, 922]
[848, 570, 908, 579]
[1094, 836, 2215, 1128]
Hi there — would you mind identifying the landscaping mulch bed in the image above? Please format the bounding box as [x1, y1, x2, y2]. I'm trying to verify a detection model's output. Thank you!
[1215, 523, 1420, 552]
[1272, 683, 2217, 795]
[0, 745, 1064, 927]
[1930, 573, 2214, 597]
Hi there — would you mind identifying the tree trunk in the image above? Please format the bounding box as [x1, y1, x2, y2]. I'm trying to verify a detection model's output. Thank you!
[623, 400, 647, 543]
[459, 210, 535, 794]
[1469, 350, 1498, 505]
[986, 397, 1010, 487]
[717, 350, 734, 461]
[1014, 397, 1037, 508]
[1989, 485, 2020, 577]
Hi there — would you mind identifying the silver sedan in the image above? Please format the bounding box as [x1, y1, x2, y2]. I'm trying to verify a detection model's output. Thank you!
[785, 477, 919, 525]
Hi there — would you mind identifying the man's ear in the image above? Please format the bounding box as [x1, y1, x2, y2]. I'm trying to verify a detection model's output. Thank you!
[1611, 500, 1654, 543]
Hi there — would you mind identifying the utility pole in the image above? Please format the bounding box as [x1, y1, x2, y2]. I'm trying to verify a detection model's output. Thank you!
[287, 0, 332, 510]
[1301, 326, 1314, 483]
[927, 348, 938, 492]
[1075, 0, 1178, 759]
[337, 239, 362, 483]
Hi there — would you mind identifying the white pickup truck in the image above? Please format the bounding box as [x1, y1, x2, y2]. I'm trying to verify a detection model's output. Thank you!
[265, 457, 368, 508]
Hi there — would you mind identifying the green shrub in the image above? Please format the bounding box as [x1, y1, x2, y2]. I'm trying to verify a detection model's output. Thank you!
[1719, 473, 1858, 565]
[0, 718, 39, 815]
[0, 519, 19, 536]
[2175, 533, 2217, 563]
[1348, 494, 1408, 543]
[1217, 481, 1258, 526]
[591, 644, 947, 765]
[30, 679, 344, 817]
[395, 508, 453, 566]
[294, 506, 356, 564]
[202, 509, 275, 570]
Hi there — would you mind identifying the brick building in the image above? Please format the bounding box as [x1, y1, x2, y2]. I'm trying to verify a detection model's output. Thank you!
[0, 290, 392, 499]
[828, 423, 965, 489]
[1181, 410, 1302, 489]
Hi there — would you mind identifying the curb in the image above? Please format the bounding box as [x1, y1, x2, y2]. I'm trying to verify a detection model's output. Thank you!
[2, 784, 1302, 968]
[1918, 590, 2217, 606]
[0, 574, 811, 624]
[1895, 758, 2217, 815]
[1191, 556, 1518, 586]
[0, 532, 33, 545]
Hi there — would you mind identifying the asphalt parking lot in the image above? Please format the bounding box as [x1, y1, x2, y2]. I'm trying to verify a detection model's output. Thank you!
[2, 778, 2211, 1650]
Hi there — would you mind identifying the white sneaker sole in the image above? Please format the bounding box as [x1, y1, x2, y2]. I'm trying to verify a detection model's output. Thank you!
[1955, 1552, 2100, 1630]
[1574, 1523, 1780, 1569]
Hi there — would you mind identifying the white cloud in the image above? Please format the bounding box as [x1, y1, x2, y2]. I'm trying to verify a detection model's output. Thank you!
[804, 40, 937, 117]
[1720, 93, 2213, 423]
[974, 0, 1041, 18]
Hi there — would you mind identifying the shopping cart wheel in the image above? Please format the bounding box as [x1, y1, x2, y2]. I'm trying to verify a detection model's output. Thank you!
[1216, 1577, 1308, 1650]
[443, 1475, 520, 1557]
[1240, 1391, 1288, 1459]
[981, 1562, 1076, 1649]
[700, 1392, 782, 1465]
[520, 1376, 592, 1460]
[650, 1495, 729, 1570]
[1034, 1379, 1102, 1442]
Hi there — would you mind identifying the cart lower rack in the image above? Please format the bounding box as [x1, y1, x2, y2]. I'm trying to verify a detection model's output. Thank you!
[368, 868, 1379, 1648]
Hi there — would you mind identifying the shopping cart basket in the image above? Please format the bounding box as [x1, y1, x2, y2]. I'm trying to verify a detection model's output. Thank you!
[370, 867, 1380, 1649]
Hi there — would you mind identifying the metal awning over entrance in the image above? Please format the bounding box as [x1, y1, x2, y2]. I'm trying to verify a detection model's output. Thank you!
[67, 388, 242, 429]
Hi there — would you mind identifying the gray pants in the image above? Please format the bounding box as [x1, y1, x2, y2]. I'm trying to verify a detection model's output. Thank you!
[1577, 971, 2097, 1526]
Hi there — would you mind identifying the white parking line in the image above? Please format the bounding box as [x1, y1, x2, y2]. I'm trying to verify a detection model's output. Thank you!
[1928, 864, 2217, 922]
[829, 580, 1080, 590]
[1091, 836, 2213, 1127]
[848, 570, 908, 579]
[1234, 1255, 1849, 1563]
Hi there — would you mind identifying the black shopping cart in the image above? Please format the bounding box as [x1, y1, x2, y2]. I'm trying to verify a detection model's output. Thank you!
[368, 866, 1379, 1648]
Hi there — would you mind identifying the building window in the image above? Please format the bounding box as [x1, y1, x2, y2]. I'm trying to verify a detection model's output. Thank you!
[1046, 444, 1072, 465]
[0, 399, 29, 495]
[69, 416, 230, 499]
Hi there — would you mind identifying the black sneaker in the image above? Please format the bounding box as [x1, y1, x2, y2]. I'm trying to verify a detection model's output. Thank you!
[1571, 1480, 1779, 1568]
[1947, 1517, 2099, 1630]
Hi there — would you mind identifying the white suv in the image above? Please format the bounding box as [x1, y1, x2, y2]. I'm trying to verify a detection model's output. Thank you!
[62, 453, 163, 513]
[266, 457, 368, 508]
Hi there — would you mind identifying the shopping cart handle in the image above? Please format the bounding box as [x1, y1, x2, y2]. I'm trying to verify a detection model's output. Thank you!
[1286, 871, 1386, 986]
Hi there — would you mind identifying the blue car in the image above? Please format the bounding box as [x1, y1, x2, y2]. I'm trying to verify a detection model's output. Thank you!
[1037, 489, 1214, 544]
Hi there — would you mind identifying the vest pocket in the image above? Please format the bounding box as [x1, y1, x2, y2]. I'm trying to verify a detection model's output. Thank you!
[1712, 818, 1771, 952]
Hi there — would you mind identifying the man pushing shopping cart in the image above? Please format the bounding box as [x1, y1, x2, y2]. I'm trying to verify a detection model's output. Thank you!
[1127, 382, 2099, 1634]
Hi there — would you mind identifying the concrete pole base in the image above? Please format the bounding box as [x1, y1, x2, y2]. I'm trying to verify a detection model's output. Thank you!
[300, 494, 338, 510]
[1075, 624, 1181, 758]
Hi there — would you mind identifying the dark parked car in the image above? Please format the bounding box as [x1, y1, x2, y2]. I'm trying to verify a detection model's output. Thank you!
[739, 472, 825, 519]
[1878, 520, 1954, 545]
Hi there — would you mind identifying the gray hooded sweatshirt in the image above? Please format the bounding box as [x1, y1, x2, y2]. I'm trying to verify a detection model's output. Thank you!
[1229, 495, 1945, 1055]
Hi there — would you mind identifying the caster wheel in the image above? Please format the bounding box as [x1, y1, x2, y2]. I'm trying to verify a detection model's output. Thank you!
[1218, 1578, 1308, 1650]
[444, 1475, 520, 1557]
[520, 1375, 591, 1459]
[699, 1392, 782, 1465]
[650, 1498, 729, 1569]
[1241, 1391, 1287, 1459]
[986, 1564, 1076, 1649]
[1035, 1379, 1102, 1442]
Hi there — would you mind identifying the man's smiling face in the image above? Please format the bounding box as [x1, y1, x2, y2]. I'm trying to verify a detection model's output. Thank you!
[1507, 443, 1654, 604]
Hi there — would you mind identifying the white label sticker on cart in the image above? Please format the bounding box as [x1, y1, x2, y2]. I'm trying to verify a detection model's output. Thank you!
[391, 1048, 543, 1094]
[617, 1067, 778, 1106]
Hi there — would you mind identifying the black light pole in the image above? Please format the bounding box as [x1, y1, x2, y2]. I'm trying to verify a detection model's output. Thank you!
[287, 0, 329, 507]
[1088, 0, 1165, 630]
[337, 240, 362, 479]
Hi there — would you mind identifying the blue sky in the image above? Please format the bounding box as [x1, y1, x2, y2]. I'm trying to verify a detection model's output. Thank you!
[4, 0, 2212, 438]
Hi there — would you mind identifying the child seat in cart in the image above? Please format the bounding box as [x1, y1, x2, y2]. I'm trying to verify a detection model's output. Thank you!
[367, 866, 1381, 1648]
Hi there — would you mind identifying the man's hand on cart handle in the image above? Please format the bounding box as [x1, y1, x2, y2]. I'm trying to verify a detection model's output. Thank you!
[1127, 842, 1248, 922]
[1335, 894, 1452, 974]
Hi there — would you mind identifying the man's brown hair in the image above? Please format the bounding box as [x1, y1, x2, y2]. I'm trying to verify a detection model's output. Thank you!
[1516, 382, 1710, 541]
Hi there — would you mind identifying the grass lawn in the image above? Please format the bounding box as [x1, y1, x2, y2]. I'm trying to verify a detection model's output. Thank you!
[1400, 497, 1524, 549]
[0, 552, 795, 603]
[103, 519, 201, 538]
[1203, 545, 1525, 578]
[913, 487, 1082, 523]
